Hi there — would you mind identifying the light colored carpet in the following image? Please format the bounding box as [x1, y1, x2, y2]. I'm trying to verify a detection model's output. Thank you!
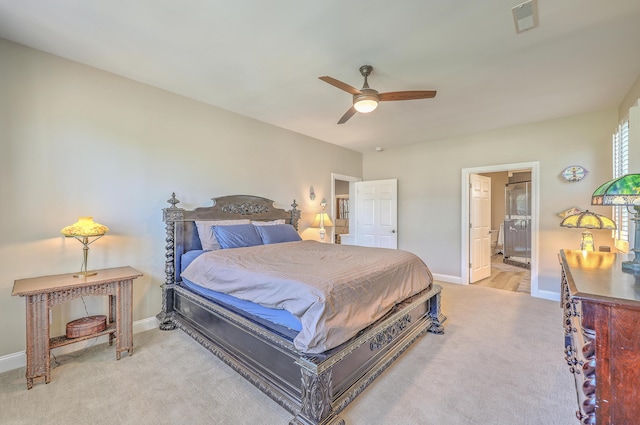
[0, 282, 576, 425]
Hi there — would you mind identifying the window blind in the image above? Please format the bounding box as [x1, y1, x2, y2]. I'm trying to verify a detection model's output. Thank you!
[613, 119, 629, 245]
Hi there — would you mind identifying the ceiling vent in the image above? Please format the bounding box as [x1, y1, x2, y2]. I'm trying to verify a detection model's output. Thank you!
[512, 0, 539, 34]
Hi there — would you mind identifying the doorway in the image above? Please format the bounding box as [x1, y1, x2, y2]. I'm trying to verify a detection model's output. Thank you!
[478, 170, 531, 293]
[331, 173, 361, 244]
[461, 162, 539, 297]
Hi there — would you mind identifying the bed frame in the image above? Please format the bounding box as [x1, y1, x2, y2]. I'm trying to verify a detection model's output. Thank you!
[158, 193, 445, 425]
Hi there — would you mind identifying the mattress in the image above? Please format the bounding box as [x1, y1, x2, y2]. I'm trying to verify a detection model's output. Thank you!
[181, 240, 433, 353]
[180, 250, 301, 339]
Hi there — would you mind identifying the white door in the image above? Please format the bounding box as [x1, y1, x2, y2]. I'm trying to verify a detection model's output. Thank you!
[470, 174, 491, 283]
[355, 179, 398, 248]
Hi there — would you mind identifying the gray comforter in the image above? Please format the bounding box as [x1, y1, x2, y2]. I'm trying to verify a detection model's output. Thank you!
[181, 240, 433, 353]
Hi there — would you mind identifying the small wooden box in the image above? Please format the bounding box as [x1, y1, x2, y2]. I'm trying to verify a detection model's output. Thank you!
[66, 315, 107, 339]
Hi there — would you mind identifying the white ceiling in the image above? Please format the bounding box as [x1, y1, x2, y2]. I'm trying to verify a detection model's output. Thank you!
[1, 1, 640, 153]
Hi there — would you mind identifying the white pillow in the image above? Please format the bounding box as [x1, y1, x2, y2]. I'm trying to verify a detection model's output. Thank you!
[251, 219, 285, 226]
[195, 219, 250, 250]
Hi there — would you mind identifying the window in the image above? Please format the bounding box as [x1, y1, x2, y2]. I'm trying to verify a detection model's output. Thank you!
[612, 119, 629, 249]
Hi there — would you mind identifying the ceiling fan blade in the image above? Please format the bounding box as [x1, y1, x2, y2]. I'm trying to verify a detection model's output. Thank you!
[319, 76, 362, 95]
[337, 106, 357, 124]
[378, 90, 437, 101]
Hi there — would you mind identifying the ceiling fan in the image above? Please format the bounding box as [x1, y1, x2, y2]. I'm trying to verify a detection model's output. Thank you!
[319, 65, 437, 124]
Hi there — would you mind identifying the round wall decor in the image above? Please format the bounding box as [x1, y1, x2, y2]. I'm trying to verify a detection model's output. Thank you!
[561, 165, 588, 182]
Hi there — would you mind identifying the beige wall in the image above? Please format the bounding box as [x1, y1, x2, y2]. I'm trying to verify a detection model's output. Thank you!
[0, 39, 362, 356]
[2, 34, 637, 359]
[362, 109, 617, 294]
[620, 74, 640, 118]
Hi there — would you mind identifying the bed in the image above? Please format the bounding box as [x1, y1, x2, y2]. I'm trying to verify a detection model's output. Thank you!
[158, 193, 445, 425]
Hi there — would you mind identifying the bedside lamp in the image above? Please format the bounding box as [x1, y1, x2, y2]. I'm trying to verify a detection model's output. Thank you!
[311, 199, 333, 241]
[592, 173, 640, 273]
[560, 210, 616, 251]
[61, 217, 109, 277]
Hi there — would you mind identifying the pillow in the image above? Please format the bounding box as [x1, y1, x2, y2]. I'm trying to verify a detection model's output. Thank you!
[254, 224, 302, 245]
[195, 219, 250, 250]
[212, 224, 263, 249]
[251, 219, 286, 226]
[181, 250, 207, 273]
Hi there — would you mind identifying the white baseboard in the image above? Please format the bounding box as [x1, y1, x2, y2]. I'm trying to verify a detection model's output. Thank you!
[432, 273, 463, 284]
[536, 289, 560, 302]
[432, 273, 561, 302]
[0, 351, 27, 375]
[0, 316, 159, 374]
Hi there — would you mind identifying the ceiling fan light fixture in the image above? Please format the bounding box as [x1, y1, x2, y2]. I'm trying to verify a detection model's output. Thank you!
[354, 95, 378, 113]
[320, 65, 436, 123]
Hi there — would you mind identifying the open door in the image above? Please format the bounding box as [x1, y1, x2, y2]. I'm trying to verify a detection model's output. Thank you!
[470, 174, 491, 282]
[355, 179, 398, 248]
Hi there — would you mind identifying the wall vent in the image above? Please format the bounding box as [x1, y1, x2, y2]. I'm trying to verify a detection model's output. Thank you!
[512, 0, 539, 34]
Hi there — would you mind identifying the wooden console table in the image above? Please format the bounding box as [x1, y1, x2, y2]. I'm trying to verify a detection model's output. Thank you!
[12, 266, 142, 389]
[560, 250, 640, 424]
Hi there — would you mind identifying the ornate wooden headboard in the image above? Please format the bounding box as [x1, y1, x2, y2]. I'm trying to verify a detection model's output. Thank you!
[162, 193, 300, 285]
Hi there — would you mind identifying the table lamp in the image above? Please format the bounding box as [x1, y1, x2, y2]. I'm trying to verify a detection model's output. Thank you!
[311, 199, 333, 241]
[592, 173, 640, 273]
[560, 210, 616, 251]
[60, 217, 109, 277]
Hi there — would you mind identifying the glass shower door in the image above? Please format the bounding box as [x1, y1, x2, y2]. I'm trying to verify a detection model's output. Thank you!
[504, 181, 531, 266]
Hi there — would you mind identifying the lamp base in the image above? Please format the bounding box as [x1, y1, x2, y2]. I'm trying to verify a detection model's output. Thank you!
[73, 271, 98, 278]
[622, 260, 640, 274]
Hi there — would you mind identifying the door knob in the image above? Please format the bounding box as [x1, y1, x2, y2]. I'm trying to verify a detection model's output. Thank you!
[391, 230, 396, 233]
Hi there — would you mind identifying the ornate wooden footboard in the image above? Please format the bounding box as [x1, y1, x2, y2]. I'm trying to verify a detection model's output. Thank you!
[158, 193, 445, 425]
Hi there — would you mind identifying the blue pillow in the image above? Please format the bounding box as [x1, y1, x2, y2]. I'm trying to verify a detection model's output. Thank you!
[212, 224, 263, 249]
[254, 224, 302, 245]
[181, 250, 208, 272]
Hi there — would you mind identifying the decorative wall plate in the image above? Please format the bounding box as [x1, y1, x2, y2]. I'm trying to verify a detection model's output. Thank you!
[561, 165, 588, 182]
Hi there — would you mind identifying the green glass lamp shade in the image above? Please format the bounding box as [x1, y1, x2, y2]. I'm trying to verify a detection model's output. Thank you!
[592, 174, 640, 206]
[591, 174, 640, 273]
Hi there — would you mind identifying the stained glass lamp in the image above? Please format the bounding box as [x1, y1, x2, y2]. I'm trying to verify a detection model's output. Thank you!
[592, 174, 640, 273]
[560, 210, 616, 251]
[60, 217, 109, 277]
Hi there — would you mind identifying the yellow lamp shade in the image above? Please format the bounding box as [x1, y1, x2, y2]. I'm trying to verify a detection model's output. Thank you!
[60, 217, 108, 277]
[61, 217, 109, 237]
[560, 210, 615, 252]
[311, 213, 333, 228]
[559, 210, 615, 230]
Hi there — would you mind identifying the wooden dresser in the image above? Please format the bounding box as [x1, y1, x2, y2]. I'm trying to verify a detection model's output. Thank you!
[560, 250, 640, 424]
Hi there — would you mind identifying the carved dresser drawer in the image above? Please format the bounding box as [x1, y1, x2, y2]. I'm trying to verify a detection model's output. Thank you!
[560, 250, 640, 424]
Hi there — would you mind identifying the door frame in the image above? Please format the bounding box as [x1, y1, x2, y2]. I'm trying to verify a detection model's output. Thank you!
[460, 161, 540, 296]
[331, 173, 362, 244]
